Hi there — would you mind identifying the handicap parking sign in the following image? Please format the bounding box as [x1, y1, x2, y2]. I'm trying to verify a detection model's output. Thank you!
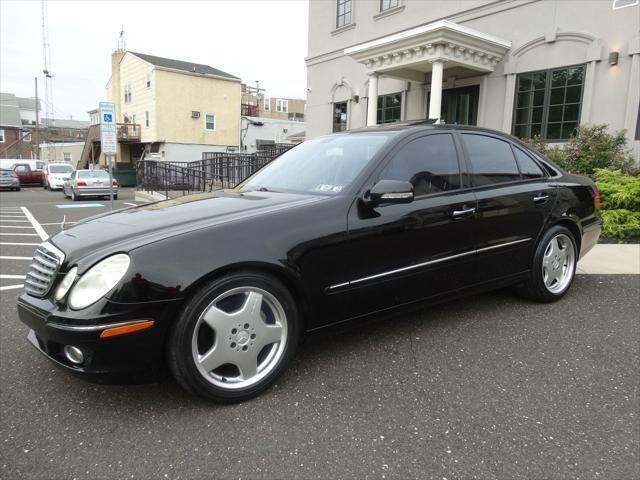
[103, 113, 113, 122]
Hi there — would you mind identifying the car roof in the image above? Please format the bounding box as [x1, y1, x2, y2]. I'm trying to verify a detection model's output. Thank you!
[348, 120, 517, 138]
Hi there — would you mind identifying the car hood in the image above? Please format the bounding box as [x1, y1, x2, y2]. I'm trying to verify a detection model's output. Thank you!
[51, 190, 324, 267]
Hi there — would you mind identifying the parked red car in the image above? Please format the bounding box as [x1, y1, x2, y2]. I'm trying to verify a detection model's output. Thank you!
[13, 163, 44, 186]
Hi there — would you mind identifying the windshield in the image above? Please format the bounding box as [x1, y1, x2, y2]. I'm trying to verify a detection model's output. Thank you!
[239, 133, 392, 195]
[49, 165, 74, 174]
[78, 170, 109, 179]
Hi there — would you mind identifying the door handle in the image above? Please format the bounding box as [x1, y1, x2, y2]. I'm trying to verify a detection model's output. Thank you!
[533, 193, 550, 204]
[452, 207, 476, 219]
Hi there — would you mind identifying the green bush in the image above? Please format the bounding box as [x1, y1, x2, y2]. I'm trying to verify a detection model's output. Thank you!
[600, 209, 640, 239]
[523, 124, 636, 176]
[593, 169, 640, 211]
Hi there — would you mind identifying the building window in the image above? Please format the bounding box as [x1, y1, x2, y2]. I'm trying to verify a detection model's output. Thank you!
[380, 0, 399, 11]
[146, 73, 151, 89]
[63, 152, 72, 162]
[276, 99, 288, 113]
[512, 64, 585, 141]
[145, 111, 149, 128]
[263, 96, 270, 111]
[612, 0, 638, 9]
[288, 112, 305, 122]
[333, 102, 348, 132]
[0, 129, 5, 143]
[377, 93, 402, 124]
[124, 83, 132, 103]
[336, 0, 352, 28]
[205, 114, 215, 131]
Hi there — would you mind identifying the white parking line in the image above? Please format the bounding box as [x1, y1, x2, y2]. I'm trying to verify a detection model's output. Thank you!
[0, 284, 23, 292]
[0, 215, 26, 219]
[0, 275, 26, 279]
[39, 222, 77, 226]
[0, 242, 40, 246]
[20, 207, 48, 241]
[0, 256, 32, 260]
[0, 232, 40, 236]
[0, 225, 38, 229]
[124, 202, 137, 206]
[0, 220, 30, 223]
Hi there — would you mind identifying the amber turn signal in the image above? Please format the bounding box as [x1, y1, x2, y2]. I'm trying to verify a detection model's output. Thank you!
[99, 320, 155, 339]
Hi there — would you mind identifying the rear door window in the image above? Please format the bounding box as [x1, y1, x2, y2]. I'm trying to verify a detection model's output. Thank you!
[513, 146, 545, 179]
[461, 134, 521, 186]
[380, 133, 461, 196]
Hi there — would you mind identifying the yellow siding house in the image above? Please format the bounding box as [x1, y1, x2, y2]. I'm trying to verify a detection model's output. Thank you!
[105, 50, 241, 164]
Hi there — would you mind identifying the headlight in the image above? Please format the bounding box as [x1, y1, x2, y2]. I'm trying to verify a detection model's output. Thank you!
[54, 266, 77, 301]
[68, 254, 130, 310]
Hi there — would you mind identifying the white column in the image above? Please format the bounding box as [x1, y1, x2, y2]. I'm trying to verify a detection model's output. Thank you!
[501, 73, 516, 133]
[580, 60, 598, 125]
[428, 60, 445, 121]
[366, 73, 379, 126]
[624, 53, 640, 134]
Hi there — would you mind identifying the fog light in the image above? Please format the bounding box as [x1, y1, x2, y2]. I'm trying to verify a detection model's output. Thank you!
[63, 345, 84, 365]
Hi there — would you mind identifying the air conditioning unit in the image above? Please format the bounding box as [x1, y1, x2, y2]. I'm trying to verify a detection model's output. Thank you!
[191, 111, 200, 119]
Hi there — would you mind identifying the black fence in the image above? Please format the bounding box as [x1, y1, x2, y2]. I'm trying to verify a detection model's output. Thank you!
[136, 144, 294, 198]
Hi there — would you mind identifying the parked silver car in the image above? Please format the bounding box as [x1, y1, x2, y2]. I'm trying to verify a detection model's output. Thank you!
[63, 169, 118, 201]
[0, 168, 20, 191]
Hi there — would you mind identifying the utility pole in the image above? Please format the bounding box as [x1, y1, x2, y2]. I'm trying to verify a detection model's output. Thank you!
[254, 80, 265, 117]
[34, 77, 40, 160]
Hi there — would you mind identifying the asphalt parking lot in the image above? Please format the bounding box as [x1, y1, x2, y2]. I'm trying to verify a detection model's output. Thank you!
[1, 187, 639, 479]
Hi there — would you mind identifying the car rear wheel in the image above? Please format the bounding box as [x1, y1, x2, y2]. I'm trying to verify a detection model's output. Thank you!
[71, 189, 78, 201]
[168, 271, 300, 403]
[519, 225, 577, 303]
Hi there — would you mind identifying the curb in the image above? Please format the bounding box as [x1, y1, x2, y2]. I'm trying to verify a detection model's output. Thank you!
[135, 191, 168, 203]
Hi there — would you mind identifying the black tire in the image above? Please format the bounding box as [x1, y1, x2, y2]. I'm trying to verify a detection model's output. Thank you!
[71, 190, 78, 201]
[16, 187, 21, 191]
[168, 271, 300, 403]
[113, 194, 118, 200]
[519, 225, 578, 303]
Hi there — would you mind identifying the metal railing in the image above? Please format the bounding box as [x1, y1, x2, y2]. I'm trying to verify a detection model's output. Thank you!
[136, 144, 294, 198]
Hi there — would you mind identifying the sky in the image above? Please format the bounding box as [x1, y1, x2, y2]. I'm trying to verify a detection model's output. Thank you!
[0, 0, 309, 121]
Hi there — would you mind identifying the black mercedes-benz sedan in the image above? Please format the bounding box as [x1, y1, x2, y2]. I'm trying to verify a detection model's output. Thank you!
[17, 123, 601, 402]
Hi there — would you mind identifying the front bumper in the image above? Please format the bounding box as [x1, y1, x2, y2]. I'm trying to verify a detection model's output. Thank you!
[0, 181, 19, 188]
[49, 180, 67, 189]
[17, 293, 182, 383]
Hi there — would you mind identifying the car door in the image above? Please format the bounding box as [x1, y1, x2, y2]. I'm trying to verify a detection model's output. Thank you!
[457, 132, 557, 283]
[329, 131, 478, 320]
[13, 165, 29, 184]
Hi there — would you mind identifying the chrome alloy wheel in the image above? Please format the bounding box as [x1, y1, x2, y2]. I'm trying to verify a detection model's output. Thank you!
[542, 233, 575, 294]
[191, 287, 288, 389]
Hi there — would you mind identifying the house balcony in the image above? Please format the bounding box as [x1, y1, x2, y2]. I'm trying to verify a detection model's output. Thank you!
[116, 123, 141, 143]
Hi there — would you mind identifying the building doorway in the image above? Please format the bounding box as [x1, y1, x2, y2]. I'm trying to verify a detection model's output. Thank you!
[429, 85, 479, 125]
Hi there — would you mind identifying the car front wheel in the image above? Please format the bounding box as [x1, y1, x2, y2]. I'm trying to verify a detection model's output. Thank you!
[168, 271, 300, 403]
[520, 225, 577, 302]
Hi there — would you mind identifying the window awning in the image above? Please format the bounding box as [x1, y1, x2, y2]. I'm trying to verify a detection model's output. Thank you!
[345, 20, 511, 79]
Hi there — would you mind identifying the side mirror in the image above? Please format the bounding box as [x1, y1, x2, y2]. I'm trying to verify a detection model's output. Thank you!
[366, 179, 414, 206]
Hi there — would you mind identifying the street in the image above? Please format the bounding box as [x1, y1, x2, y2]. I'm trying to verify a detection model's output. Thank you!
[1, 188, 639, 479]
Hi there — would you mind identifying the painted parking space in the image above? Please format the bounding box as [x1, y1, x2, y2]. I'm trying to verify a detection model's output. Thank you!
[56, 203, 105, 209]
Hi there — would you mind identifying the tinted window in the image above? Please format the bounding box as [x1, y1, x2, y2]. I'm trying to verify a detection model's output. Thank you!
[462, 134, 520, 186]
[49, 164, 74, 174]
[78, 170, 109, 179]
[381, 134, 460, 195]
[513, 146, 545, 179]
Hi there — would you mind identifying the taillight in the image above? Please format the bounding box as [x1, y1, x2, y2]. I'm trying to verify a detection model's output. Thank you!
[112, 180, 118, 186]
[77, 181, 87, 186]
[593, 185, 600, 210]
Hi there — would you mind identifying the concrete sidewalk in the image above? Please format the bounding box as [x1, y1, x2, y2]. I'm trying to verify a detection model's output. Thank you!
[578, 244, 640, 274]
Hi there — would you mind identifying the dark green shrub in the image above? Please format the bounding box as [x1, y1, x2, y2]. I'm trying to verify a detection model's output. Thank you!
[600, 209, 640, 239]
[594, 169, 640, 211]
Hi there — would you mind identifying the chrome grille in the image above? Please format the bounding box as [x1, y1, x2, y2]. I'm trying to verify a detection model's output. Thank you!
[25, 242, 64, 298]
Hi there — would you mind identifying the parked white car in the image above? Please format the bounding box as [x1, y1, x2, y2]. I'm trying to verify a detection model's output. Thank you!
[44, 163, 75, 190]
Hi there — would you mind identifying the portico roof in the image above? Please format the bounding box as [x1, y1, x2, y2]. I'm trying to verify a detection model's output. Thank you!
[345, 20, 511, 78]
